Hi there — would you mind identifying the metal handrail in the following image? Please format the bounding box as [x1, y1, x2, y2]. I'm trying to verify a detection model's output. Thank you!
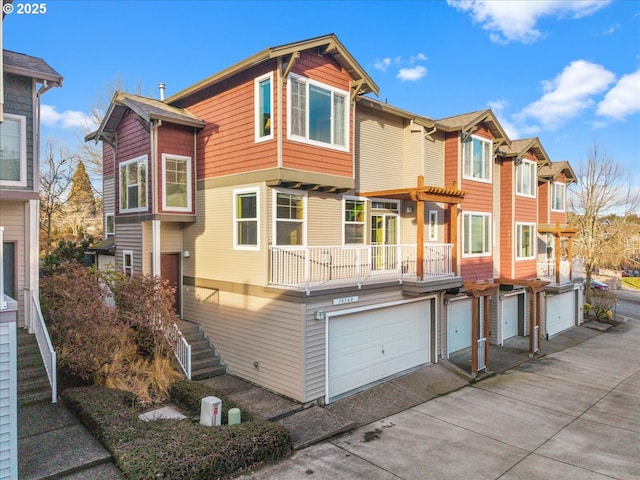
[31, 291, 57, 403]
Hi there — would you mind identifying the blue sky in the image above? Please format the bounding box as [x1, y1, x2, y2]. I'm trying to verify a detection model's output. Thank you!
[3, 0, 640, 188]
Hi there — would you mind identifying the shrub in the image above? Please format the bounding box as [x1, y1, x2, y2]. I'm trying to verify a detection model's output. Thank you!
[589, 289, 617, 322]
[62, 384, 292, 480]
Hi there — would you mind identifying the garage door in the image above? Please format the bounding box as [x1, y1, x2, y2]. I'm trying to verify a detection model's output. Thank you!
[502, 295, 519, 342]
[448, 298, 472, 354]
[328, 300, 430, 401]
[546, 291, 575, 337]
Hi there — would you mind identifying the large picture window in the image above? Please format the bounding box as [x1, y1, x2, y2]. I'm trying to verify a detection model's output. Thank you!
[288, 75, 348, 150]
[119, 155, 147, 212]
[344, 197, 366, 244]
[0, 114, 27, 187]
[516, 159, 536, 197]
[516, 223, 535, 259]
[551, 182, 565, 211]
[162, 154, 191, 211]
[255, 73, 273, 141]
[463, 212, 491, 256]
[234, 189, 259, 249]
[463, 135, 492, 182]
[274, 190, 305, 246]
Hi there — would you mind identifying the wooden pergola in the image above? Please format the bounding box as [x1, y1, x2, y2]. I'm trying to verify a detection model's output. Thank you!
[538, 223, 578, 284]
[361, 175, 466, 279]
[463, 281, 498, 376]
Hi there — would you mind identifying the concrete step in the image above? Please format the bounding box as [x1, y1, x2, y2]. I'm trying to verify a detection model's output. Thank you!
[191, 348, 217, 361]
[18, 363, 47, 382]
[191, 355, 221, 371]
[18, 389, 52, 407]
[19, 375, 51, 394]
[191, 364, 226, 381]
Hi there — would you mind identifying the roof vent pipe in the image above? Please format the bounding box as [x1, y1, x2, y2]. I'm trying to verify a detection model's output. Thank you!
[158, 83, 166, 101]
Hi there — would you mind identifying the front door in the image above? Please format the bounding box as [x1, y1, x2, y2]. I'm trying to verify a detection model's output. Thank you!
[161, 253, 180, 314]
[371, 214, 397, 270]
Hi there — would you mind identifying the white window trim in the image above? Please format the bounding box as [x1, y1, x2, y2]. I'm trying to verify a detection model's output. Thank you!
[105, 213, 115, 237]
[516, 159, 537, 198]
[161, 153, 192, 212]
[0, 113, 27, 187]
[123, 250, 133, 277]
[272, 188, 307, 246]
[462, 134, 492, 184]
[233, 187, 260, 251]
[462, 211, 492, 258]
[516, 222, 536, 260]
[119, 155, 148, 213]
[286, 73, 350, 152]
[342, 195, 367, 245]
[428, 210, 438, 241]
[254, 72, 274, 143]
[551, 182, 566, 212]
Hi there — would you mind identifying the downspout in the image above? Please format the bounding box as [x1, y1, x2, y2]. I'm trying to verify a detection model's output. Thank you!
[150, 119, 162, 277]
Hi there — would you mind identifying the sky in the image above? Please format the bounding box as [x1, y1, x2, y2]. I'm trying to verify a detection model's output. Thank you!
[3, 0, 640, 191]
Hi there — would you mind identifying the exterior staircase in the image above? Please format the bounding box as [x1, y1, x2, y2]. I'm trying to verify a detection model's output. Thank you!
[177, 320, 226, 380]
[17, 327, 52, 405]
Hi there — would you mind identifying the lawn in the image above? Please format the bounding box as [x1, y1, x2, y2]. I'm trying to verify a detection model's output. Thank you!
[622, 277, 640, 290]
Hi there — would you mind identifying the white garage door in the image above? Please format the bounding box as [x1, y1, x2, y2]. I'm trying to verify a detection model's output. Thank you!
[502, 295, 519, 342]
[546, 291, 575, 337]
[328, 300, 430, 401]
[448, 298, 472, 354]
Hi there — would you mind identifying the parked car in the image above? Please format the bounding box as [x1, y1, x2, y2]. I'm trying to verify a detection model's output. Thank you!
[621, 269, 639, 277]
[590, 279, 609, 291]
[622, 270, 630, 277]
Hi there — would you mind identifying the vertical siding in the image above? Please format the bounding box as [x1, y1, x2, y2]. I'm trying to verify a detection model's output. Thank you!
[115, 111, 151, 215]
[116, 223, 143, 275]
[157, 124, 196, 215]
[182, 286, 304, 401]
[0, 202, 25, 324]
[0, 322, 17, 480]
[3, 73, 34, 192]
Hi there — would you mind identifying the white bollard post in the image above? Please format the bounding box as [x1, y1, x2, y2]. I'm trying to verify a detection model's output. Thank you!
[200, 396, 222, 426]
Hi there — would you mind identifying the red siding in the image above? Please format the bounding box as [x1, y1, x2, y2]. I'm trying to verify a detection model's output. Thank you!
[499, 160, 514, 278]
[103, 142, 115, 177]
[157, 123, 196, 215]
[115, 111, 151, 215]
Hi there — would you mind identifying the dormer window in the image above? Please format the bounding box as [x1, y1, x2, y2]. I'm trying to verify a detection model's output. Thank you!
[463, 135, 492, 182]
[288, 75, 348, 151]
[0, 114, 27, 187]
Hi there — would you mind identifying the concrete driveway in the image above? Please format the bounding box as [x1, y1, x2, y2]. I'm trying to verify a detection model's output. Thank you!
[240, 319, 640, 480]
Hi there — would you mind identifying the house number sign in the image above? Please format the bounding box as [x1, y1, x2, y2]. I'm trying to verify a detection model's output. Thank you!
[333, 296, 359, 305]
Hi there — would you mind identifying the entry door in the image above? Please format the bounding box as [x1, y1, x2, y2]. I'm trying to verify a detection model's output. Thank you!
[161, 253, 180, 314]
[448, 298, 472, 354]
[502, 295, 519, 341]
[371, 214, 397, 270]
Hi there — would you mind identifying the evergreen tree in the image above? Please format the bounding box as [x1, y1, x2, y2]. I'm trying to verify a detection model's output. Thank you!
[67, 161, 96, 214]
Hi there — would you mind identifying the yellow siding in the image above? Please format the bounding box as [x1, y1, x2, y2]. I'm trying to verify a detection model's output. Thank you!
[0, 201, 25, 324]
[424, 132, 445, 187]
[161, 222, 183, 253]
[306, 193, 343, 246]
[402, 123, 423, 186]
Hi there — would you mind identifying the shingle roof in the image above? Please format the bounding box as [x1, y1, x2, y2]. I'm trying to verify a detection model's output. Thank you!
[435, 110, 488, 130]
[498, 137, 551, 166]
[539, 160, 577, 183]
[3, 50, 62, 85]
[118, 93, 203, 126]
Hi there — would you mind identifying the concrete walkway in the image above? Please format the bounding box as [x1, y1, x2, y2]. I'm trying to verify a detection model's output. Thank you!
[238, 319, 640, 479]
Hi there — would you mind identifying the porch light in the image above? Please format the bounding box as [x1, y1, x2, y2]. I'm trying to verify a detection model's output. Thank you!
[314, 310, 326, 321]
[183, 250, 190, 258]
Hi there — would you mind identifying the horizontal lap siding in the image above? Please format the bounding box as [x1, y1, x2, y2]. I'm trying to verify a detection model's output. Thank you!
[182, 286, 304, 401]
[444, 134, 459, 244]
[116, 112, 151, 215]
[161, 222, 183, 253]
[103, 142, 115, 177]
[549, 173, 568, 224]
[307, 193, 343, 246]
[500, 162, 514, 278]
[103, 176, 115, 216]
[355, 108, 404, 192]
[116, 223, 143, 275]
[180, 63, 278, 180]
[158, 124, 196, 215]
[424, 132, 445, 187]
[282, 52, 353, 177]
[0, 322, 16, 479]
[514, 191, 538, 279]
[0, 202, 25, 323]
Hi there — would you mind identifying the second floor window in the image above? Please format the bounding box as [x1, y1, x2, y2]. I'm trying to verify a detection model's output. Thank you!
[344, 198, 366, 244]
[551, 182, 565, 211]
[162, 154, 192, 211]
[289, 75, 348, 150]
[0, 114, 27, 187]
[275, 191, 305, 246]
[463, 135, 492, 182]
[516, 223, 535, 259]
[105, 213, 115, 237]
[463, 212, 491, 256]
[516, 159, 536, 197]
[255, 73, 273, 141]
[119, 155, 147, 213]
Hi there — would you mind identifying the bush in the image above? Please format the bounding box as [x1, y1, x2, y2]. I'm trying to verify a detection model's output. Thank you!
[62, 384, 292, 480]
[588, 289, 617, 322]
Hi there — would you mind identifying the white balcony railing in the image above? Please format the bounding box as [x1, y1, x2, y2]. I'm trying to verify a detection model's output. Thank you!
[269, 243, 454, 292]
[31, 291, 57, 403]
[165, 322, 191, 380]
[537, 258, 584, 285]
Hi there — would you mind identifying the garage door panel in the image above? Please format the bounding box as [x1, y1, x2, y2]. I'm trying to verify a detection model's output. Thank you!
[328, 301, 430, 400]
[503, 295, 519, 341]
[546, 291, 575, 337]
[448, 298, 472, 354]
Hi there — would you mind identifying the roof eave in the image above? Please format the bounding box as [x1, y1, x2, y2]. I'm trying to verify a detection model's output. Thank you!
[4, 64, 63, 86]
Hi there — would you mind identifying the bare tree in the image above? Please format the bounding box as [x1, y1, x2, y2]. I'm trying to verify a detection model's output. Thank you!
[40, 140, 73, 256]
[569, 142, 640, 297]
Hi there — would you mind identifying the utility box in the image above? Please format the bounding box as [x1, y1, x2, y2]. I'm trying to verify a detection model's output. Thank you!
[200, 396, 222, 427]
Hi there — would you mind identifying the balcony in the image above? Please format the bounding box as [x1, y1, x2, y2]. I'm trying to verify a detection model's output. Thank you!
[537, 257, 584, 286]
[270, 243, 456, 293]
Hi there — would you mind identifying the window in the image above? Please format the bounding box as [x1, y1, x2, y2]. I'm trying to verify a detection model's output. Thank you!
[344, 197, 366, 244]
[551, 182, 565, 211]
[0, 114, 27, 187]
[516, 223, 535, 259]
[255, 73, 273, 141]
[162, 154, 191, 211]
[105, 213, 115, 237]
[119, 155, 147, 212]
[2, 242, 15, 299]
[462, 212, 491, 256]
[428, 210, 438, 241]
[123, 250, 133, 277]
[463, 135, 492, 182]
[234, 189, 259, 249]
[274, 190, 305, 246]
[288, 75, 348, 150]
[516, 159, 536, 197]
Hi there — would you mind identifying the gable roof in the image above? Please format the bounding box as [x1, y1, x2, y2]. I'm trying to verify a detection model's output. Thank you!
[86, 92, 204, 143]
[3, 49, 63, 85]
[356, 96, 435, 128]
[538, 160, 577, 183]
[498, 137, 551, 167]
[166, 33, 379, 104]
[435, 109, 510, 147]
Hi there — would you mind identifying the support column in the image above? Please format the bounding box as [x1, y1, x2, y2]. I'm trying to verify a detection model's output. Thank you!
[471, 296, 479, 376]
[152, 220, 161, 277]
[483, 295, 490, 369]
[416, 176, 425, 280]
[451, 203, 459, 276]
[528, 288, 536, 356]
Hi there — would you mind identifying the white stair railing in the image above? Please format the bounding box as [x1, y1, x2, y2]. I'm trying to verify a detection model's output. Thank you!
[165, 322, 191, 380]
[31, 292, 57, 403]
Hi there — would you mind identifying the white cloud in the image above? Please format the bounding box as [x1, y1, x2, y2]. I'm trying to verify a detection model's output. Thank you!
[597, 69, 640, 120]
[602, 23, 620, 35]
[41, 104, 96, 130]
[397, 66, 427, 81]
[410, 53, 428, 62]
[373, 57, 392, 72]
[517, 60, 616, 128]
[447, 0, 611, 44]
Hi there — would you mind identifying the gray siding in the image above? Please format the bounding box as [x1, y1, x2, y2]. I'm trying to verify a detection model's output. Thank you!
[115, 222, 143, 275]
[0, 321, 17, 480]
[103, 175, 115, 227]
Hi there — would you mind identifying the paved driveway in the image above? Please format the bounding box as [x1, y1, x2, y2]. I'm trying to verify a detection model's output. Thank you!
[240, 320, 640, 480]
